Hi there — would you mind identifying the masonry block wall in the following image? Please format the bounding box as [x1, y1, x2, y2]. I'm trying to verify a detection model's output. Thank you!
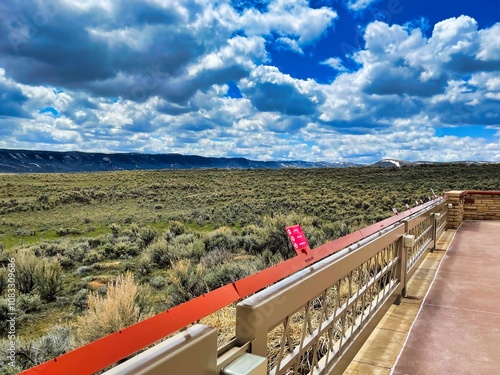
[446, 191, 464, 229]
[463, 191, 500, 220]
[446, 190, 500, 228]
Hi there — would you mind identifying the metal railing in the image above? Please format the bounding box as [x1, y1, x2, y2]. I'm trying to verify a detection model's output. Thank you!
[406, 214, 433, 271]
[21, 198, 448, 375]
[233, 201, 446, 375]
[435, 203, 448, 237]
[236, 226, 403, 375]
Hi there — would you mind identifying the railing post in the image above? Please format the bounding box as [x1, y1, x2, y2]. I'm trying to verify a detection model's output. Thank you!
[396, 234, 415, 305]
[236, 303, 270, 357]
[396, 220, 411, 305]
[432, 212, 441, 253]
[395, 236, 408, 305]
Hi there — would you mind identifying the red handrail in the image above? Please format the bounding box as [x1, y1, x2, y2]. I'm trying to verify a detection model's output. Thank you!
[21, 198, 443, 375]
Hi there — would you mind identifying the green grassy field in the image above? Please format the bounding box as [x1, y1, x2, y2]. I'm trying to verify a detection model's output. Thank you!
[0, 164, 498, 372]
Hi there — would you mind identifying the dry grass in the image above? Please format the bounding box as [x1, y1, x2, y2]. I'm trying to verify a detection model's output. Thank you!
[199, 304, 237, 347]
[76, 272, 150, 344]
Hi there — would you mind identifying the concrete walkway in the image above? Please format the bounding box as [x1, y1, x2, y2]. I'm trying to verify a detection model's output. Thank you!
[393, 221, 500, 375]
[343, 228, 455, 375]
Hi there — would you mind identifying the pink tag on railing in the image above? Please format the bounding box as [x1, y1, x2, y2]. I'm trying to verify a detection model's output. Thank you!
[286, 225, 310, 255]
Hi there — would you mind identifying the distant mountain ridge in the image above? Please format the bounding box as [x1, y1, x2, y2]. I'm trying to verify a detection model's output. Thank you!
[0, 149, 363, 173]
[1, 150, 495, 173]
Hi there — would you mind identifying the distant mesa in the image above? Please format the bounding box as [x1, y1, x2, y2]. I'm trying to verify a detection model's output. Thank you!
[0, 150, 494, 173]
[0, 149, 363, 173]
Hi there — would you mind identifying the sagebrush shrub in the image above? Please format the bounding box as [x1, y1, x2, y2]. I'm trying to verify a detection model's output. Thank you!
[72, 289, 88, 311]
[259, 215, 296, 258]
[36, 241, 68, 257]
[75, 265, 93, 274]
[0, 298, 10, 334]
[168, 260, 205, 307]
[33, 325, 73, 363]
[204, 227, 241, 253]
[241, 224, 260, 236]
[88, 236, 106, 248]
[35, 259, 63, 301]
[241, 234, 261, 253]
[171, 233, 200, 245]
[128, 223, 140, 236]
[169, 221, 185, 236]
[259, 249, 283, 268]
[109, 223, 121, 239]
[83, 249, 104, 264]
[17, 293, 42, 313]
[204, 262, 253, 290]
[58, 255, 74, 270]
[98, 243, 116, 259]
[144, 239, 170, 267]
[15, 250, 38, 294]
[136, 256, 152, 276]
[169, 238, 205, 262]
[114, 241, 139, 258]
[162, 229, 174, 243]
[200, 247, 233, 269]
[322, 221, 352, 241]
[0, 267, 7, 296]
[149, 276, 166, 290]
[56, 227, 82, 236]
[64, 240, 89, 263]
[139, 227, 157, 249]
[302, 226, 325, 249]
[6, 325, 73, 370]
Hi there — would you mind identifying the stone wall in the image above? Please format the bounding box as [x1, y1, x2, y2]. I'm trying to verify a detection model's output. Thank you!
[463, 191, 500, 220]
[446, 190, 500, 228]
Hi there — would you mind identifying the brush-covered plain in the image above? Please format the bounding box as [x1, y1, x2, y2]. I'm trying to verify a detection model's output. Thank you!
[0, 164, 498, 373]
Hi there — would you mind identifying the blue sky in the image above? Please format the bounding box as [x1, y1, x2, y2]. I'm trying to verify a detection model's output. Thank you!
[0, 0, 499, 163]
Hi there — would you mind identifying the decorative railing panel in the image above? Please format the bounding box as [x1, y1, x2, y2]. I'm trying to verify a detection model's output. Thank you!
[267, 242, 400, 375]
[236, 224, 405, 375]
[436, 204, 449, 238]
[407, 215, 433, 272]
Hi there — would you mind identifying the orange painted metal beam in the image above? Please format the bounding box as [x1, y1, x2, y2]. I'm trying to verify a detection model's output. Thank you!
[20, 284, 239, 375]
[21, 197, 445, 375]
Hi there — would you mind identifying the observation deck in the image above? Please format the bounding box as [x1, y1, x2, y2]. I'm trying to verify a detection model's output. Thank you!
[345, 219, 500, 375]
[21, 191, 500, 375]
[394, 220, 500, 375]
